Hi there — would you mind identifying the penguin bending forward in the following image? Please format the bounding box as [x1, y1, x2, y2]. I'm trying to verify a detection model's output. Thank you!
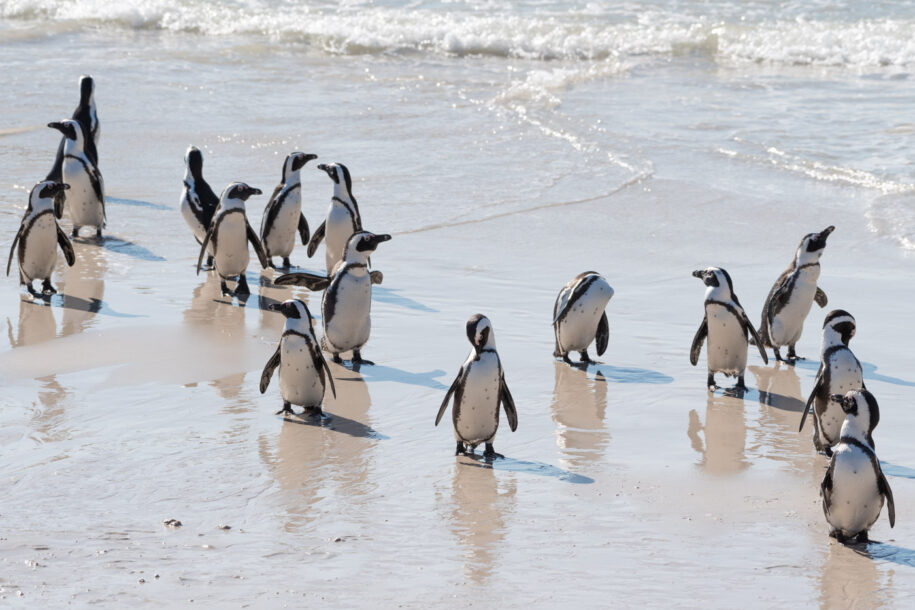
[180, 146, 220, 269]
[821, 389, 894, 544]
[691, 267, 768, 390]
[553, 271, 614, 365]
[260, 299, 336, 416]
[6, 181, 76, 297]
[275, 231, 391, 366]
[196, 182, 270, 297]
[47, 75, 99, 184]
[759, 226, 834, 361]
[799, 310, 865, 455]
[48, 120, 105, 238]
[435, 314, 518, 459]
[307, 162, 369, 275]
[260, 152, 318, 268]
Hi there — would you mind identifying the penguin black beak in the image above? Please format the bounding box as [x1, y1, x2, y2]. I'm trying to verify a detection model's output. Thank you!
[48, 121, 77, 140]
[820, 226, 836, 239]
[317, 164, 338, 182]
[829, 393, 845, 404]
[809, 225, 835, 250]
[237, 186, 262, 200]
[692, 270, 705, 280]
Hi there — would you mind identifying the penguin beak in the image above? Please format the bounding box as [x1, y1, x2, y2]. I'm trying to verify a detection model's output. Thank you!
[48, 121, 75, 140]
[317, 164, 337, 181]
[692, 270, 705, 280]
[829, 394, 845, 404]
[809, 225, 835, 250]
[292, 154, 318, 172]
[820, 226, 835, 239]
[370, 233, 392, 245]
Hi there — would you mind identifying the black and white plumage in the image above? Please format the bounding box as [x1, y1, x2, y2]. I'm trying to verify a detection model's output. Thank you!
[260, 152, 318, 269]
[758, 226, 834, 362]
[180, 146, 220, 269]
[799, 310, 865, 455]
[47, 75, 99, 185]
[196, 182, 270, 297]
[260, 299, 336, 416]
[307, 162, 365, 274]
[691, 267, 768, 391]
[552, 271, 614, 365]
[6, 181, 75, 297]
[274, 231, 391, 366]
[48, 120, 105, 238]
[435, 314, 519, 459]
[821, 390, 894, 544]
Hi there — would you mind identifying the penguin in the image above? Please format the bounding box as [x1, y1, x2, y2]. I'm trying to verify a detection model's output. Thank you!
[259, 152, 318, 269]
[48, 120, 105, 238]
[307, 162, 364, 274]
[47, 75, 100, 184]
[435, 314, 519, 459]
[180, 146, 220, 270]
[274, 231, 391, 366]
[691, 267, 768, 390]
[821, 389, 894, 544]
[799, 310, 865, 455]
[260, 299, 336, 416]
[196, 182, 270, 297]
[6, 181, 76, 297]
[758, 226, 834, 361]
[553, 271, 614, 365]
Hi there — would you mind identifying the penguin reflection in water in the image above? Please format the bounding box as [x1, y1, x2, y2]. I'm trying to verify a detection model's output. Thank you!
[691, 267, 768, 391]
[552, 271, 614, 366]
[7, 181, 76, 297]
[821, 390, 894, 544]
[435, 315, 518, 459]
[196, 182, 270, 297]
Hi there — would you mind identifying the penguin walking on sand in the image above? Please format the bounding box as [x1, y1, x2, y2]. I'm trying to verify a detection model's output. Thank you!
[307, 162, 365, 274]
[821, 389, 894, 544]
[260, 299, 336, 416]
[274, 231, 391, 366]
[6, 181, 75, 297]
[759, 226, 834, 362]
[553, 271, 614, 365]
[180, 146, 220, 270]
[435, 314, 519, 459]
[691, 267, 768, 391]
[799, 310, 865, 455]
[48, 120, 105, 238]
[48, 75, 99, 183]
[260, 152, 318, 269]
[196, 182, 270, 297]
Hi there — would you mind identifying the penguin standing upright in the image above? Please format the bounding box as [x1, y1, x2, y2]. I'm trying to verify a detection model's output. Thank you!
[274, 230, 391, 366]
[196, 182, 270, 297]
[799, 310, 864, 455]
[759, 226, 834, 361]
[48, 120, 105, 238]
[47, 75, 99, 183]
[553, 271, 614, 365]
[260, 299, 336, 416]
[6, 181, 75, 296]
[691, 267, 768, 390]
[259, 152, 317, 269]
[821, 389, 894, 544]
[180, 146, 220, 269]
[307, 162, 363, 273]
[435, 314, 519, 459]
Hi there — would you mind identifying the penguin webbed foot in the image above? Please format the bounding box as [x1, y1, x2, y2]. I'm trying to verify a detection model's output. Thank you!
[25, 283, 43, 299]
[707, 373, 718, 391]
[41, 279, 57, 295]
[95, 227, 103, 241]
[220, 280, 234, 298]
[483, 443, 504, 460]
[773, 348, 784, 362]
[351, 350, 374, 367]
[455, 442, 466, 456]
[579, 350, 593, 364]
[275, 402, 295, 416]
[236, 275, 251, 295]
[332, 353, 343, 364]
[282, 257, 292, 269]
[71, 227, 80, 238]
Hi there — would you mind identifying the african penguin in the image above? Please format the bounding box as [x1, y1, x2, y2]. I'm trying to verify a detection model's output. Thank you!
[758, 226, 834, 361]
[691, 267, 768, 391]
[47, 75, 99, 185]
[821, 389, 894, 544]
[307, 162, 364, 274]
[48, 120, 105, 238]
[6, 181, 76, 297]
[259, 152, 318, 269]
[435, 314, 519, 459]
[274, 231, 391, 366]
[553, 271, 614, 365]
[196, 182, 270, 297]
[180, 146, 220, 270]
[260, 299, 336, 416]
[799, 310, 865, 455]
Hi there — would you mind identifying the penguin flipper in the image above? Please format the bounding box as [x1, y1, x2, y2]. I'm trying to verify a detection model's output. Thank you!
[815, 287, 828, 308]
[689, 316, 708, 366]
[306, 221, 326, 258]
[820, 459, 834, 515]
[878, 467, 896, 528]
[56, 224, 76, 266]
[799, 363, 825, 432]
[6, 225, 22, 277]
[369, 270, 384, 285]
[246, 220, 270, 269]
[273, 272, 330, 291]
[259, 346, 281, 393]
[595, 311, 609, 356]
[298, 214, 310, 246]
[435, 369, 462, 426]
[196, 223, 215, 275]
[741, 311, 768, 364]
[499, 375, 518, 432]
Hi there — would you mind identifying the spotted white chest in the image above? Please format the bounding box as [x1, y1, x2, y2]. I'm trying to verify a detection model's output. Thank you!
[323, 267, 372, 353]
[705, 302, 748, 376]
[324, 200, 356, 273]
[20, 213, 58, 281]
[279, 334, 324, 408]
[262, 186, 301, 258]
[770, 266, 820, 346]
[213, 212, 250, 277]
[817, 349, 864, 444]
[825, 445, 883, 537]
[556, 281, 613, 353]
[454, 352, 501, 446]
[62, 157, 104, 228]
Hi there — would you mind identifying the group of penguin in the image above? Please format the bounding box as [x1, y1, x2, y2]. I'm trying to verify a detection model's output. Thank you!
[4, 76, 896, 545]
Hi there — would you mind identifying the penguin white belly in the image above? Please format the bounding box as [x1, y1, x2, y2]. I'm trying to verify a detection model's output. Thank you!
[180, 194, 213, 254]
[214, 214, 250, 277]
[20, 214, 58, 281]
[557, 283, 613, 352]
[818, 351, 864, 444]
[279, 335, 324, 407]
[770, 268, 820, 346]
[454, 354, 501, 446]
[706, 303, 748, 376]
[264, 192, 301, 258]
[324, 203, 354, 272]
[826, 448, 883, 536]
[62, 158, 103, 228]
[323, 271, 371, 352]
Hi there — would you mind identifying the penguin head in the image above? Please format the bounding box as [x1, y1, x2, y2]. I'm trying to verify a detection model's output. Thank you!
[269, 299, 314, 326]
[185, 146, 204, 181]
[823, 309, 856, 346]
[466, 314, 496, 353]
[31, 180, 69, 211]
[343, 231, 391, 262]
[317, 162, 354, 198]
[79, 75, 95, 105]
[831, 389, 879, 443]
[692, 267, 733, 296]
[221, 182, 262, 206]
[48, 119, 85, 149]
[283, 152, 318, 181]
[797, 226, 834, 263]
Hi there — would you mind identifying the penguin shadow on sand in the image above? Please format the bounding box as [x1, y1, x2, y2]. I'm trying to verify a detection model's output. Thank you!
[748, 364, 818, 473]
[550, 361, 611, 468]
[793, 358, 915, 388]
[459, 448, 594, 484]
[687, 391, 750, 475]
[561, 358, 674, 385]
[7, 295, 57, 347]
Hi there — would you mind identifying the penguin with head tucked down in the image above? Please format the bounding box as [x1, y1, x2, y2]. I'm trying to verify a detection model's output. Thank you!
[260, 152, 318, 269]
[48, 119, 105, 238]
[180, 146, 220, 270]
[552, 271, 614, 365]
